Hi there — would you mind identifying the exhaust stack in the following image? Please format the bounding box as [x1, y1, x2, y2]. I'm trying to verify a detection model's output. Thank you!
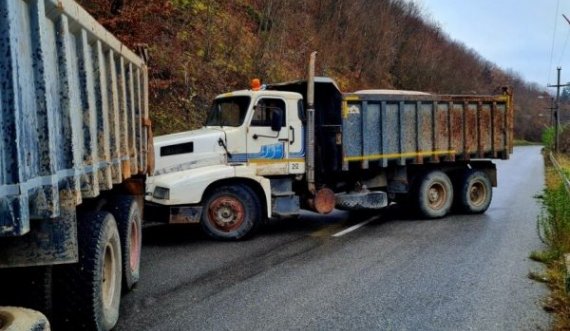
[306, 51, 317, 194]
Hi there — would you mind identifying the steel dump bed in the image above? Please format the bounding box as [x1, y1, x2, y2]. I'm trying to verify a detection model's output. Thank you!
[0, 0, 151, 238]
[341, 90, 513, 169]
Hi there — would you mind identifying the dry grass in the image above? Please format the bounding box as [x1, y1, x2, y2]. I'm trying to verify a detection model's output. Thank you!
[533, 150, 570, 329]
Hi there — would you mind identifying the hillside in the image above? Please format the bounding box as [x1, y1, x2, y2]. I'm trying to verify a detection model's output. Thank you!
[79, 0, 550, 140]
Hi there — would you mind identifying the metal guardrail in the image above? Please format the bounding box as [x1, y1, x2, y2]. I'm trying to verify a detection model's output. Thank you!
[550, 152, 570, 194]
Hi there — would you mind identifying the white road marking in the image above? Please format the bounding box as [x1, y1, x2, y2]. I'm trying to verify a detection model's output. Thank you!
[332, 218, 376, 237]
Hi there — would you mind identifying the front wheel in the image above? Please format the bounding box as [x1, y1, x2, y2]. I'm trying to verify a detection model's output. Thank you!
[455, 170, 493, 214]
[201, 185, 262, 240]
[416, 170, 454, 219]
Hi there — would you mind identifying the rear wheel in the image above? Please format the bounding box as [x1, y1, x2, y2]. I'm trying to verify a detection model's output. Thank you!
[53, 211, 122, 331]
[455, 170, 492, 214]
[201, 185, 261, 240]
[107, 196, 142, 291]
[416, 170, 453, 218]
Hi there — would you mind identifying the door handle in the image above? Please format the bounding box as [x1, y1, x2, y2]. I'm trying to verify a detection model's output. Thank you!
[289, 126, 295, 145]
[253, 132, 279, 139]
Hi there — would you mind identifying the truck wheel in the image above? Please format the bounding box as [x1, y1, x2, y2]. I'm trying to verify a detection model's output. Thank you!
[416, 170, 453, 218]
[456, 170, 492, 214]
[201, 185, 261, 240]
[0, 306, 50, 331]
[0, 267, 52, 319]
[107, 196, 142, 291]
[53, 212, 122, 331]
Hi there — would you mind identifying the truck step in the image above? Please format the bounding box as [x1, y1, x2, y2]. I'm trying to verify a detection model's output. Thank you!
[271, 191, 296, 197]
[271, 195, 300, 217]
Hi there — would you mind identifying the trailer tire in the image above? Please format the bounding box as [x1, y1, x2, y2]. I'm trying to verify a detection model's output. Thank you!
[201, 185, 261, 240]
[0, 306, 50, 331]
[0, 267, 52, 320]
[53, 212, 122, 331]
[456, 170, 492, 214]
[107, 196, 142, 291]
[416, 170, 453, 219]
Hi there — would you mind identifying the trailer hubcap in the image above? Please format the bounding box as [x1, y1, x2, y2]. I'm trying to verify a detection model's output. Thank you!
[102, 242, 117, 309]
[208, 196, 245, 232]
[427, 182, 447, 210]
[129, 220, 140, 271]
[469, 181, 486, 206]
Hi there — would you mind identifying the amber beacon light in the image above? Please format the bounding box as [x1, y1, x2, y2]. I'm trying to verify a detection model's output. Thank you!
[251, 78, 261, 91]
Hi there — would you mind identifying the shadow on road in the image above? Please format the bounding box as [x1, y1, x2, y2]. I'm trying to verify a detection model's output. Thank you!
[140, 203, 486, 247]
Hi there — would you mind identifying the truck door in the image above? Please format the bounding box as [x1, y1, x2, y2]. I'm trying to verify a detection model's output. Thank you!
[287, 98, 305, 175]
[247, 97, 289, 175]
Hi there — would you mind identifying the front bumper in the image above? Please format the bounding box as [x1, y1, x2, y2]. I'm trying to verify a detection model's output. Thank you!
[144, 201, 203, 224]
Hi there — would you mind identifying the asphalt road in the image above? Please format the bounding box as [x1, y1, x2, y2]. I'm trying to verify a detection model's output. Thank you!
[117, 146, 551, 331]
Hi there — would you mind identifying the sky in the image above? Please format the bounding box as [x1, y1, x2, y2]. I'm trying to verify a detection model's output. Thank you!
[412, 0, 570, 89]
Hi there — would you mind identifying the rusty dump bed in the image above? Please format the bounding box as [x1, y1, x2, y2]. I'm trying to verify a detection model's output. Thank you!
[0, 0, 151, 237]
[341, 89, 513, 169]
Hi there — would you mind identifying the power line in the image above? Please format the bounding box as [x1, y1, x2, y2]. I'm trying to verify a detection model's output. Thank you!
[548, 0, 561, 84]
[560, 14, 570, 65]
[558, 22, 570, 65]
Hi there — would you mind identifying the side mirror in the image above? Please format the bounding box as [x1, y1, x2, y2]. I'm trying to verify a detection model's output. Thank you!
[271, 110, 282, 132]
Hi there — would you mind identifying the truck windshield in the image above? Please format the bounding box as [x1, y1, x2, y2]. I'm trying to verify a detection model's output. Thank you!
[205, 96, 251, 127]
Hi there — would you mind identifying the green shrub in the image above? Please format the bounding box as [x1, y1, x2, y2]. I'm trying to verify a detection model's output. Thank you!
[537, 183, 570, 258]
[542, 126, 555, 150]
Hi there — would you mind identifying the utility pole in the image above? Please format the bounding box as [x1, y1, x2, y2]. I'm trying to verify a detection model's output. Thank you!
[547, 14, 570, 153]
[545, 97, 556, 127]
[547, 67, 569, 153]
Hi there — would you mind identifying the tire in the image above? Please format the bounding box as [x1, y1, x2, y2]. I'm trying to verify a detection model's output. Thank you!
[455, 170, 492, 214]
[416, 170, 453, 219]
[201, 185, 262, 240]
[0, 306, 50, 331]
[107, 196, 142, 291]
[0, 267, 52, 320]
[53, 212, 122, 331]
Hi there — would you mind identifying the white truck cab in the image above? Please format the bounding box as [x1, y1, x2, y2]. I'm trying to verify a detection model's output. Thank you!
[146, 87, 306, 239]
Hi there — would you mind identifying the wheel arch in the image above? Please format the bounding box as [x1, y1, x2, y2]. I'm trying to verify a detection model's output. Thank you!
[202, 177, 271, 218]
[468, 161, 497, 187]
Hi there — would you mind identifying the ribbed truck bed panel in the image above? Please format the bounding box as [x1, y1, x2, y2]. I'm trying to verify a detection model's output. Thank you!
[341, 92, 513, 170]
[0, 0, 150, 237]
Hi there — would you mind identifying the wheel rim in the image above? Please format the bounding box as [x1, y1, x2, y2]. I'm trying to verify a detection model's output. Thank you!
[469, 180, 487, 207]
[129, 220, 140, 272]
[427, 181, 447, 210]
[102, 242, 117, 310]
[0, 312, 7, 329]
[208, 196, 245, 232]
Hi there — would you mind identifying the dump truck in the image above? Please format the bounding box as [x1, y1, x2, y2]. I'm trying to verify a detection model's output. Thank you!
[0, 0, 152, 330]
[146, 52, 513, 240]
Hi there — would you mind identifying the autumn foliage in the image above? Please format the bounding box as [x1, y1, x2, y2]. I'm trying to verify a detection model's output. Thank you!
[78, 0, 551, 140]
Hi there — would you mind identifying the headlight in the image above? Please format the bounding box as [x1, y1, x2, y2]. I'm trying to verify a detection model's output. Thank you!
[153, 186, 170, 200]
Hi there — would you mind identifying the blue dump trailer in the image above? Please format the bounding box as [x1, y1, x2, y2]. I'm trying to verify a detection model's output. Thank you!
[0, 0, 153, 329]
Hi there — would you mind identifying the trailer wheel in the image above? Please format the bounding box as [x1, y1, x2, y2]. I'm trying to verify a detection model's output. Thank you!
[0, 306, 50, 331]
[456, 170, 492, 214]
[0, 267, 52, 319]
[201, 185, 261, 240]
[416, 170, 453, 218]
[107, 196, 142, 291]
[53, 212, 122, 331]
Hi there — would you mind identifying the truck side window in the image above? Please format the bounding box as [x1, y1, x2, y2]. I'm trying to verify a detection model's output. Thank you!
[297, 99, 306, 121]
[206, 96, 250, 127]
[251, 98, 286, 127]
